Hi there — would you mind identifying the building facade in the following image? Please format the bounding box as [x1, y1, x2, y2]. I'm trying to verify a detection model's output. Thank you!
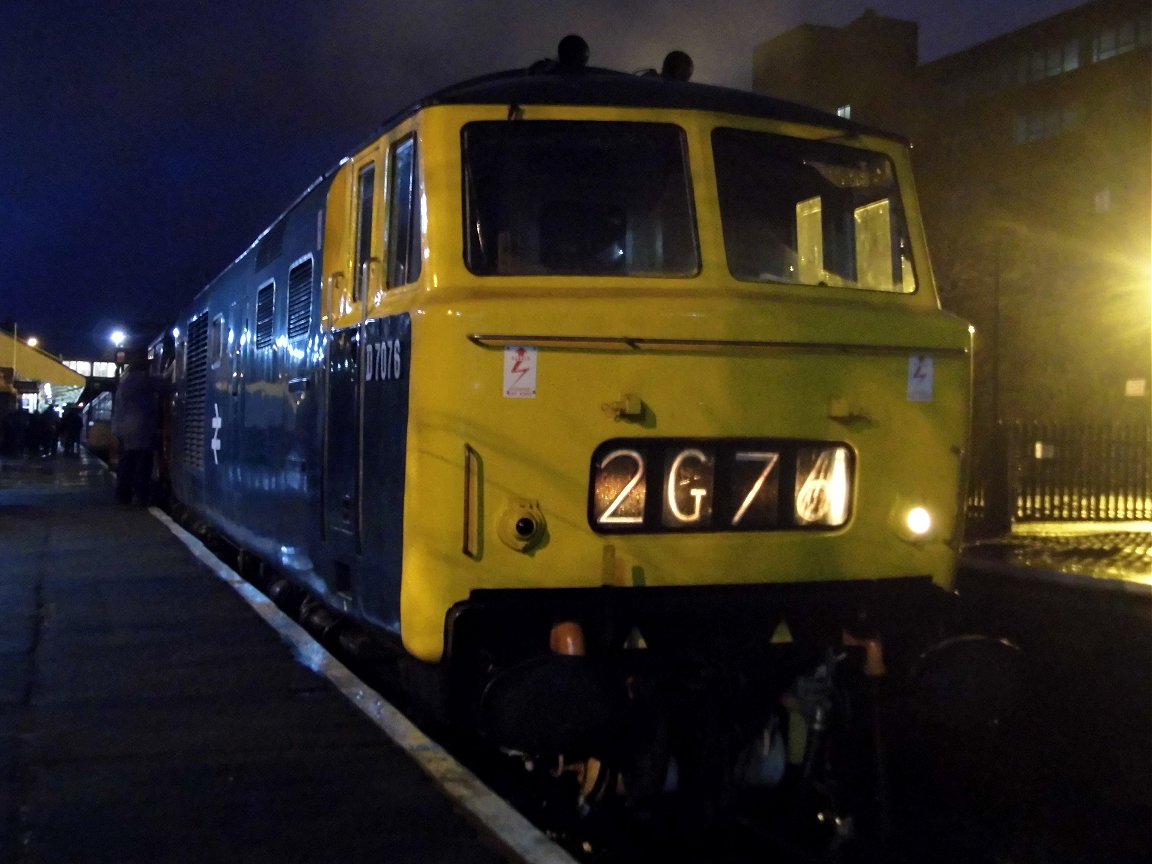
[754, 0, 1151, 427]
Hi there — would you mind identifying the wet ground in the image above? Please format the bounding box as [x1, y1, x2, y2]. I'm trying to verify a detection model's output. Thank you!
[964, 521, 1151, 588]
[949, 523, 1150, 864]
[2, 452, 1149, 863]
[0, 452, 531, 864]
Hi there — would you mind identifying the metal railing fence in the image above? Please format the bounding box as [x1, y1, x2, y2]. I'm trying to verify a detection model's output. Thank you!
[967, 421, 1151, 530]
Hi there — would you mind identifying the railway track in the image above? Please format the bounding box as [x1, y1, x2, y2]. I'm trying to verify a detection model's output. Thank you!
[188, 522, 1149, 864]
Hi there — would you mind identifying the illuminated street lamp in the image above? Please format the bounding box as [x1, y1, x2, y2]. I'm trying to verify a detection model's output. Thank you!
[25, 336, 39, 348]
[109, 328, 127, 348]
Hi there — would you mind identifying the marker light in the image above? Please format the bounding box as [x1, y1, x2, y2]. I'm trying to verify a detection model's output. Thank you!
[905, 506, 932, 537]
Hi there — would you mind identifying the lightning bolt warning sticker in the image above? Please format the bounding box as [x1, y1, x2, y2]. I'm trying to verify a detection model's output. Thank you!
[503, 346, 538, 399]
[907, 355, 934, 403]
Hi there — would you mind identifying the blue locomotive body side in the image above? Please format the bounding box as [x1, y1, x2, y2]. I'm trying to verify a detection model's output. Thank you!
[167, 174, 410, 632]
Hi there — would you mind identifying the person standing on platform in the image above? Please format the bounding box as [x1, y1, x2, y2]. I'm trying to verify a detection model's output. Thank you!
[1, 406, 31, 457]
[59, 403, 83, 456]
[112, 358, 167, 505]
[29, 406, 58, 458]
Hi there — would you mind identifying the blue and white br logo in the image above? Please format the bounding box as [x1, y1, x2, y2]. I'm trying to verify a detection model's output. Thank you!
[211, 403, 223, 464]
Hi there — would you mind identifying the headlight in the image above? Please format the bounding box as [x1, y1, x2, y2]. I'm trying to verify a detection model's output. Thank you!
[894, 503, 935, 542]
[905, 506, 932, 536]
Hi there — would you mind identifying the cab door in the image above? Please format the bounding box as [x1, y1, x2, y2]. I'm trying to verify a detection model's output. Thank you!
[322, 145, 381, 575]
[324, 327, 359, 558]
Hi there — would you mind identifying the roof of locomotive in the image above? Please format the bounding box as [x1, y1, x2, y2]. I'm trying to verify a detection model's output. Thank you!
[185, 46, 906, 312]
[385, 62, 903, 144]
[434, 69, 839, 125]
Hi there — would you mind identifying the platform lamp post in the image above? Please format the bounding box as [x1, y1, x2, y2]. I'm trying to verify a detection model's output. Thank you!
[4, 324, 16, 415]
[984, 234, 1015, 535]
[110, 329, 128, 375]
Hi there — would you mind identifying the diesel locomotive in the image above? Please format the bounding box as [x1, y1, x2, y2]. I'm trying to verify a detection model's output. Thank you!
[155, 37, 986, 832]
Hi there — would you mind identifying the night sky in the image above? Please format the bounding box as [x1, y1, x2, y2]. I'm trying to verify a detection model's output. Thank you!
[2, 0, 1087, 359]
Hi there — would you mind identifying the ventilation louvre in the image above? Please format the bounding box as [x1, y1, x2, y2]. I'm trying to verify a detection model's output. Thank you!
[287, 259, 313, 340]
[184, 314, 209, 471]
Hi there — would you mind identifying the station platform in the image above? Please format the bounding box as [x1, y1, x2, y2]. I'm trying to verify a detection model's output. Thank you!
[961, 521, 1151, 592]
[0, 454, 572, 864]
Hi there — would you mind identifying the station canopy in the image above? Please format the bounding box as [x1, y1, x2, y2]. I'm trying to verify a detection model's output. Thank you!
[0, 330, 86, 393]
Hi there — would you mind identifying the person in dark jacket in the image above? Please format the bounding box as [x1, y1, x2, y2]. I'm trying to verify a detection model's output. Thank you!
[112, 359, 168, 505]
[29, 406, 58, 458]
[1, 407, 31, 457]
[59, 403, 83, 456]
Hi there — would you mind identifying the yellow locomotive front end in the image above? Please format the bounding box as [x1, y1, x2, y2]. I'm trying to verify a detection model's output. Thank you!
[315, 59, 989, 837]
[393, 102, 971, 666]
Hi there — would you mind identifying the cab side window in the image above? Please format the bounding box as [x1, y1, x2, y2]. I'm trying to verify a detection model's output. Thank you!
[387, 136, 421, 287]
[355, 164, 376, 301]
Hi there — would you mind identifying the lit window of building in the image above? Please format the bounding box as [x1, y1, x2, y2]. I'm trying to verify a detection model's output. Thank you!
[1014, 105, 1079, 143]
[1092, 11, 1152, 61]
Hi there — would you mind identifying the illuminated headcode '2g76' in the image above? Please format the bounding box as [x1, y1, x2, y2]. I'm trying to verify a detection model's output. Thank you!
[590, 439, 854, 532]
